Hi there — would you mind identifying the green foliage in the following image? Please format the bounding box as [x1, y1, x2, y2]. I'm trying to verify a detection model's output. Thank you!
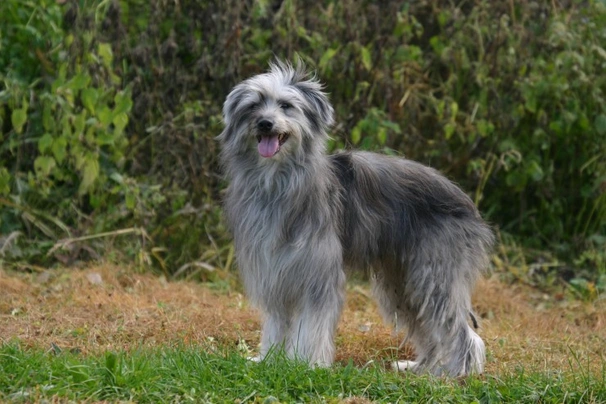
[0, 343, 604, 402]
[486, 6, 606, 249]
[1, 0, 605, 291]
[0, 0, 142, 263]
[570, 236, 606, 301]
[346, 108, 401, 151]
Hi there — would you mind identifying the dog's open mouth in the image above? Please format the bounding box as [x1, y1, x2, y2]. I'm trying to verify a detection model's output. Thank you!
[257, 133, 289, 158]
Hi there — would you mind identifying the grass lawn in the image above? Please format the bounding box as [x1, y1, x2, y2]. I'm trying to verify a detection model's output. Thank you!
[1, 264, 604, 402]
[1, 344, 604, 403]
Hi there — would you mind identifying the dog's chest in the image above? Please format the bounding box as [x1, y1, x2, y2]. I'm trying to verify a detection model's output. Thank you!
[232, 197, 295, 266]
[227, 185, 314, 289]
[232, 205, 306, 305]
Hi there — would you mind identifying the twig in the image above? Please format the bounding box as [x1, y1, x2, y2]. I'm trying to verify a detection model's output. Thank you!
[47, 227, 149, 256]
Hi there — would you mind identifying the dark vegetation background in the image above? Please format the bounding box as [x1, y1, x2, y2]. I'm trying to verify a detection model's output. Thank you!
[1, 0, 605, 298]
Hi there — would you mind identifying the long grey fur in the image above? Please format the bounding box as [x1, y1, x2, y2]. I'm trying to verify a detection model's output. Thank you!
[217, 60, 494, 376]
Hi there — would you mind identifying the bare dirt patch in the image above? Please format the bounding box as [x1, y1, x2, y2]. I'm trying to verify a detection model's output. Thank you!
[1, 264, 604, 374]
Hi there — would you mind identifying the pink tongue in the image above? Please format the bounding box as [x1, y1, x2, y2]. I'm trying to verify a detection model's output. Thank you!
[258, 135, 280, 158]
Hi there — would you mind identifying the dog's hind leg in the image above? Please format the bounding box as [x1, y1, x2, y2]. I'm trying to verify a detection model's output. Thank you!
[373, 261, 485, 376]
[441, 323, 485, 375]
[399, 318, 485, 376]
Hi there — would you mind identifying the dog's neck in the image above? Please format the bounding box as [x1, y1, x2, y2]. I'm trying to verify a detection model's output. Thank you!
[228, 147, 331, 198]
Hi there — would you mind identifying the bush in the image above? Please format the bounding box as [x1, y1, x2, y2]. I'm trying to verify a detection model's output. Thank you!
[0, 0, 147, 264]
[1, 0, 605, 286]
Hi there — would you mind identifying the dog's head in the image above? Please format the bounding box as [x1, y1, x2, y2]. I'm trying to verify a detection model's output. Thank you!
[218, 60, 334, 162]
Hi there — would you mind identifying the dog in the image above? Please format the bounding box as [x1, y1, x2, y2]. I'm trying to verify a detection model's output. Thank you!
[217, 60, 494, 377]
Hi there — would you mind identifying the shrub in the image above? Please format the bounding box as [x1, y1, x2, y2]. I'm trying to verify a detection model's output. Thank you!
[1, 0, 605, 286]
[0, 0, 143, 263]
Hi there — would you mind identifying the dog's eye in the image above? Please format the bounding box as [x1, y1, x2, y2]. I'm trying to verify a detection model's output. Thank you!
[280, 102, 293, 110]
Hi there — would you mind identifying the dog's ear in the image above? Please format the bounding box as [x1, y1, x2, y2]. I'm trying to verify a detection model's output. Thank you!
[269, 59, 334, 132]
[217, 83, 248, 142]
[295, 78, 335, 133]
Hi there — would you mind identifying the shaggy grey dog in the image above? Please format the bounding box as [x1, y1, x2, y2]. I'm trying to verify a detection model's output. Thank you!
[218, 61, 494, 377]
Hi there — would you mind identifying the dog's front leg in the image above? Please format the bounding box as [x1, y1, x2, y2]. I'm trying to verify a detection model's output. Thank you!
[256, 312, 290, 361]
[287, 280, 345, 367]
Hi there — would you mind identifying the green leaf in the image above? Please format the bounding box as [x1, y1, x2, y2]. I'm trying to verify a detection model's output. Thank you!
[549, 120, 563, 135]
[66, 73, 90, 91]
[377, 128, 387, 145]
[319, 48, 339, 72]
[73, 145, 85, 170]
[38, 133, 54, 153]
[437, 10, 450, 27]
[444, 122, 456, 140]
[360, 46, 372, 71]
[110, 173, 124, 183]
[81, 88, 99, 114]
[477, 120, 494, 137]
[73, 111, 87, 136]
[98, 106, 113, 128]
[594, 114, 606, 136]
[526, 160, 544, 181]
[524, 93, 537, 113]
[450, 101, 459, 120]
[52, 136, 67, 163]
[112, 112, 129, 136]
[577, 113, 590, 131]
[0, 167, 10, 196]
[98, 43, 114, 68]
[593, 45, 606, 61]
[360, 136, 374, 149]
[382, 120, 401, 134]
[34, 156, 56, 178]
[42, 103, 55, 132]
[393, 16, 412, 38]
[125, 191, 136, 210]
[79, 154, 99, 194]
[351, 125, 361, 145]
[505, 171, 527, 191]
[96, 132, 115, 146]
[11, 107, 28, 134]
[113, 91, 133, 116]
[429, 36, 444, 54]
[85, 126, 96, 145]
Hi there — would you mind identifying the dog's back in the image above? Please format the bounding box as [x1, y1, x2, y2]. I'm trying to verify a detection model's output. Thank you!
[330, 151, 493, 270]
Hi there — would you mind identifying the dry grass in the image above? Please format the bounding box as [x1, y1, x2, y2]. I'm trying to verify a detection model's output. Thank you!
[1, 263, 604, 375]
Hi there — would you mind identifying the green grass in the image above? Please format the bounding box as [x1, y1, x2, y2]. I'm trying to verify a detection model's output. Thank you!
[0, 343, 604, 403]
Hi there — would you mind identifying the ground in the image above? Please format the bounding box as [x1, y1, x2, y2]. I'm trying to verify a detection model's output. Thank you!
[0, 264, 604, 375]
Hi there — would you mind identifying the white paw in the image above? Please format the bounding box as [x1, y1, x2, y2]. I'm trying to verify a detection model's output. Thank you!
[392, 360, 417, 372]
[311, 359, 332, 368]
[247, 355, 262, 363]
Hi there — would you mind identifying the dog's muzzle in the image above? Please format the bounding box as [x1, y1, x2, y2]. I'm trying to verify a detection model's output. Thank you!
[256, 120, 289, 158]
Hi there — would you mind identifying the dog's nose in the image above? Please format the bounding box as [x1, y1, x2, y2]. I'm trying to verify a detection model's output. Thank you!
[257, 119, 274, 132]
